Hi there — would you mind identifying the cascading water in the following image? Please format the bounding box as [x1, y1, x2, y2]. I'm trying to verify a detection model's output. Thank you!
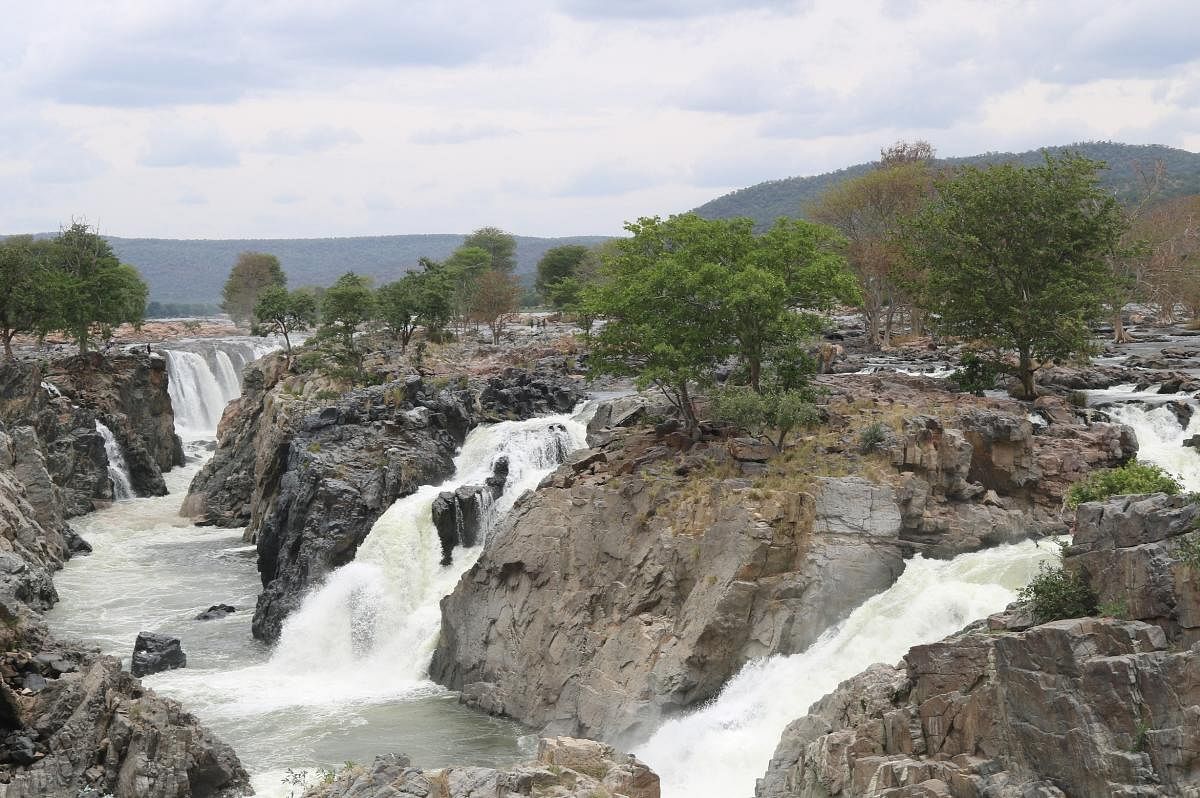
[95, 421, 135, 500]
[161, 338, 281, 437]
[636, 541, 1059, 797]
[50, 400, 592, 796]
[1099, 400, 1200, 491]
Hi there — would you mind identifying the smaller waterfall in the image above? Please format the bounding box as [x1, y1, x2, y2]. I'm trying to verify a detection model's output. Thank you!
[1101, 402, 1200, 491]
[95, 421, 135, 500]
[636, 541, 1058, 798]
[162, 338, 282, 438]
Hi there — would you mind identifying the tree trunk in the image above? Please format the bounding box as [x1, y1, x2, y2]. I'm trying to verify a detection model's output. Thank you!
[678, 381, 699, 435]
[2, 330, 12, 361]
[749, 358, 762, 393]
[281, 329, 292, 365]
[883, 305, 895, 348]
[1112, 311, 1134, 343]
[77, 325, 89, 355]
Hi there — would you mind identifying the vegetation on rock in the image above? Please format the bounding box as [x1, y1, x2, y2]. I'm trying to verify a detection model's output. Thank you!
[1065, 460, 1182, 508]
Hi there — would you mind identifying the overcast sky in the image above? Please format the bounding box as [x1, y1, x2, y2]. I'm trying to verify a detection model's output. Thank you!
[2, 0, 1198, 239]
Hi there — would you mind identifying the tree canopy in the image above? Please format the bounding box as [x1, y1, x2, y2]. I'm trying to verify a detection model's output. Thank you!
[462, 227, 517, 273]
[253, 286, 317, 363]
[584, 213, 854, 431]
[222, 252, 286, 324]
[904, 153, 1125, 398]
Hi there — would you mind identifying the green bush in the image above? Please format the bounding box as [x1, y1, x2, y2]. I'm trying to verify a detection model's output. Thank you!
[1066, 461, 1182, 508]
[859, 420, 887, 453]
[950, 352, 1002, 396]
[1018, 561, 1098, 623]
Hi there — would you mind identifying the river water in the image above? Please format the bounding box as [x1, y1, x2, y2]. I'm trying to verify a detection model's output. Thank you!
[44, 337, 1200, 797]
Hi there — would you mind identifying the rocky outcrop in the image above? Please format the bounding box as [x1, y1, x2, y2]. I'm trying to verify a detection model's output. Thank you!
[431, 426, 907, 746]
[46, 352, 183, 496]
[130, 632, 187, 677]
[756, 493, 1200, 798]
[303, 737, 658, 798]
[0, 419, 248, 796]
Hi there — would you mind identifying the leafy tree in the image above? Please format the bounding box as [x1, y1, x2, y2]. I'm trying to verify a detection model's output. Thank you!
[535, 244, 589, 304]
[45, 223, 148, 353]
[904, 153, 1125, 399]
[0, 236, 55, 360]
[471, 270, 521, 344]
[584, 213, 853, 432]
[252, 286, 317, 363]
[376, 275, 423, 351]
[222, 252, 286, 325]
[810, 148, 934, 348]
[442, 246, 491, 332]
[322, 272, 376, 350]
[712, 385, 820, 450]
[462, 227, 517, 273]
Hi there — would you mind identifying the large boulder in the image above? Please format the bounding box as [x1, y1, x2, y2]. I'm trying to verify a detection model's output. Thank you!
[431, 428, 906, 746]
[130, 631, 187, 677]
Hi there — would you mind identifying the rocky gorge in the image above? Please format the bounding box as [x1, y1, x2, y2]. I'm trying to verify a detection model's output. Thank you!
[0, 350, 249, 797]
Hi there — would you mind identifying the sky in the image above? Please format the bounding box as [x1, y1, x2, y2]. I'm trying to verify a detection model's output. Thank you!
[2, 0, 1199, 240]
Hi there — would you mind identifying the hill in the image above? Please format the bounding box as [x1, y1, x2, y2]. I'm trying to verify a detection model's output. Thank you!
[693, 142, 1200, 229]
[23, 233, 610, 307]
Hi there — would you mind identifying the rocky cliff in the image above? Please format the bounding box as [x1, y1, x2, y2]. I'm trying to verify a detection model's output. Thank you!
[430, 376, 1136, 747]
[756, 492, 1200, 798]
[0, 419, 248, 796]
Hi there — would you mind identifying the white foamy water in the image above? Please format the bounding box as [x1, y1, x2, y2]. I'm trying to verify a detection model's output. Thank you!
[1102, 402, 1200, 491]
[161, 338, 280, 438]
[636, 541, 1058, 797]
[95, 420, 135, 500]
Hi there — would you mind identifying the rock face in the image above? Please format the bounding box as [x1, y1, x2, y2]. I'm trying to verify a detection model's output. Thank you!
[303, 737, 659, 798]
[130, 632, 187, 677]
[431, 425, 907, 746]
[756, 493, 1200, 798]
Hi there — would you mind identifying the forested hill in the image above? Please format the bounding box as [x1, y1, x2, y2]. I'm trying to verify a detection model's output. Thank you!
[693, 142, 1200, 229]
[90, 233, 609, 305]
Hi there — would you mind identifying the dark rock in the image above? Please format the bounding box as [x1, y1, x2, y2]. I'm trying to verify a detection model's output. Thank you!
[0, 733, 37, 765]
[1183, 433, 1200, 450]
[63, 527, 92, 557]
[130, 631, 187, 677]
[195, 603, 236, 621]
[20, 672, 47, 694]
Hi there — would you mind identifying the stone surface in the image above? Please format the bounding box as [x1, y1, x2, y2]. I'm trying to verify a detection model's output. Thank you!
[130, 632, 187, 677]
[302, 736, 659, 798]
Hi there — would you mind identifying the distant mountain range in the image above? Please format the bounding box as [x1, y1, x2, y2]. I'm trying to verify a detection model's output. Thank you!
[692, 141, 1200, 230]
[86, 234, 609, 306]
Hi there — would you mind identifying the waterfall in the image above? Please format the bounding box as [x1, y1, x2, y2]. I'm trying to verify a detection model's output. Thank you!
[635, 541, 1058, 797]
[269, 411, 589, 685]
[161, 338, 282, 438]
[153, 407, 591, 717]
[95, 421, 135, 500]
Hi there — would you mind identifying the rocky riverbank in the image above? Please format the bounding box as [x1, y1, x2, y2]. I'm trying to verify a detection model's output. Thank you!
[0, 353, 247, 796]
[756, 491, 1200, 797]
[429, 373, 1137, 746]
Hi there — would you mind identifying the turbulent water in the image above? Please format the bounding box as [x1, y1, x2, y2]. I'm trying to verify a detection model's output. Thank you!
[1101, 400, 1200, 492]
[94, 420, 134, 500]
[636, 542, 1058, 797]
[49, 341, 592, 796]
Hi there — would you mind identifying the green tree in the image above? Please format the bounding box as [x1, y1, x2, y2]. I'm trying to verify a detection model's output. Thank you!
[252, 286, 317, 363]
[376, 275, 423, 351]
[905, 153, 1125, 399]
[45, 223, 148, 353]
[463, 227, 517, 273]
[584, 213, 853, 432]
[222, 252, 286, 325]
[320, 272, 377, 381]
[535, 244, 590, 305]
[442, 246, 491, 333]
[0, 236, 56, 360]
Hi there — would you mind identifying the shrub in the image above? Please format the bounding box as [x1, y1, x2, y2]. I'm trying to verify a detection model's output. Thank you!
[1066, 461, 1182, 508]
[1018, 561, 1097, 623]
[950, 352, 1002, 396]
[859, 421, 887, 453]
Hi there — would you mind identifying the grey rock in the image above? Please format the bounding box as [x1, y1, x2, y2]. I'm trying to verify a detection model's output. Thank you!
[130, 631, 187, 677]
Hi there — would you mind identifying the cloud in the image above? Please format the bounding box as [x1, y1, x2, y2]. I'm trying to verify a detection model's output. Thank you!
[410, 123, 516, 145]
[557, 163, 659, 197]
[258, 126, 361, 155]
[140, 126, 240, 168]
[559, 0, 796, 20]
